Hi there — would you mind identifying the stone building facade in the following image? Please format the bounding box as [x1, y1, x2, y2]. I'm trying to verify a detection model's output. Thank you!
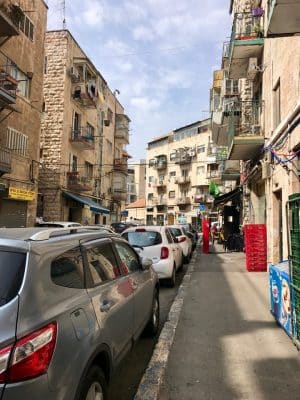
[39, 30, 130, 224]
[0, 0, 47, 227]
[146, 119, 237, 226]
[211, 0, 300, 264]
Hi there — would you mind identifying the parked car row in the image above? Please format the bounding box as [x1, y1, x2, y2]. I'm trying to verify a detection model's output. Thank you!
[121, 224, 198, 287]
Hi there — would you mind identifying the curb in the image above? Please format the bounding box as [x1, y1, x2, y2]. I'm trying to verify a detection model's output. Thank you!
[134, 249, 196, 400]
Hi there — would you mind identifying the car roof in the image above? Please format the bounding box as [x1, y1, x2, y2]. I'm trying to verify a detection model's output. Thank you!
[38, 221, 81, 226]
[122, 225, 164, 233]
[0, 227, 118, 242]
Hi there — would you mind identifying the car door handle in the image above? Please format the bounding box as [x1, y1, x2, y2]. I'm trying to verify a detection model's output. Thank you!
[100, 300, 112, 312]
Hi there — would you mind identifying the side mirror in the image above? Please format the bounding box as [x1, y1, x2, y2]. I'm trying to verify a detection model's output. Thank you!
[141, 258, 153, 270]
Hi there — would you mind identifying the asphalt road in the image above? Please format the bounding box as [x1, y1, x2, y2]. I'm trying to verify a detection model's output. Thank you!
[108, 262, 189, 400]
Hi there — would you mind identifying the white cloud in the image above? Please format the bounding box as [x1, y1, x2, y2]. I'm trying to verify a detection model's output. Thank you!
[132, 26, 155, 42]
[131, 96, 161, 112]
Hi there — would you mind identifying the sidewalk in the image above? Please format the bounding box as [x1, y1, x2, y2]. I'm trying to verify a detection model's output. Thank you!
[161, 244, 300, 400]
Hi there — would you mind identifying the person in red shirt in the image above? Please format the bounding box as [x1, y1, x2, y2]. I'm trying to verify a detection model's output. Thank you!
[202, 215, 210, 254]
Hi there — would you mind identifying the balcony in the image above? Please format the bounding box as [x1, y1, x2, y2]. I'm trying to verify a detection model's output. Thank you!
[0, 145, 12, 175]
[213, 70, 224, 90]
[220, 160, 240, 181]
[227, 101, 264, 160]
[176, 197, 191, 205]
[153, 156, 167, 170]
[115, 114, 130, 144]
[0, 4, 20, 37]
[155, 179, 167, 188]
[222, 42, 230, 69]
[266, 0, 300, 37]
[114, 158, 128, 174]
[157, 196, 167, 206]
[0, 71, 18, 106]
[228, 13, 264, 79]
[175, 176, 191, 185]
[70, 127, 94, 150]
[174, 153, 192, 165]
[72, 81, 97, 108]
[207, 169, 222, 181]
[67, 172, 92, 192]
[112, 190, 127, 202]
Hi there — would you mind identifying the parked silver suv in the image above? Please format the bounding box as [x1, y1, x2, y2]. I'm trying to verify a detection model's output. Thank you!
[0, 227, 159, 400]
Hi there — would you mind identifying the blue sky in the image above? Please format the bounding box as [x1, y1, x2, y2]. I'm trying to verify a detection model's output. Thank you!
[47, 0, 232, 160]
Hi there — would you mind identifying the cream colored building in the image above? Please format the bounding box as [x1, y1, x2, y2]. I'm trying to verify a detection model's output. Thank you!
[0, 0, 47, 227]
[145, 119, 233, 226]
[39, 30, 130, 224]
[211, 0, 300, 263]
[127, 159, 146, 205]
[126, 198, 146, 224]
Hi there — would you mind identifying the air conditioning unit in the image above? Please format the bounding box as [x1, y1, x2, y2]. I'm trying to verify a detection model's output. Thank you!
[69, 66, 79, 81]
[247, 58, 258, 80]
[189, 148, 196, 157]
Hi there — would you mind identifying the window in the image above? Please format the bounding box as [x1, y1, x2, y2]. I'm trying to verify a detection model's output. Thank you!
[17, 11, 34, 40]
[165, 229, 174, 244]
[44, 57, 47, 74]
[115, 242, 140, 273]
[123, 231, 162, 248]
[107, 108, 113, 123]
[197, 145, 205, 154]
[169, 171, 176, 177]
[197, 166, 205, 175]
[0, 251, 26, 307]
[9, 65, 30, 98]
[85, 162, 93, 179]
[73, 112, 81, 133]
[86, 242, 120, 286]
[6, 127, 28, 157]
[273, 79, 281, 129]
[148, 193, 153, 200]
[86, 123, 94, 139]
[170, 228, 182, 237]
[169, 191, 175, 198]
[71, 155, 78, 172]
[148, 176, 155, 183]
[51, 248, 84, 289]
[170, 152, 176, 161]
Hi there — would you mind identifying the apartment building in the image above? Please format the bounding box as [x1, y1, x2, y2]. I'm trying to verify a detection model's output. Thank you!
[0, 0, 47, 227]
[39, 30, 130, 224]
[211, 0, 300, 263]
[127, 159, 146, 205]
[145, 119, 233, 226]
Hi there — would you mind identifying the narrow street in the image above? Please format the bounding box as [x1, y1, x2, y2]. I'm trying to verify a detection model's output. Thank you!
[162, 245, 300, 400]
[108, 263, 189, 400]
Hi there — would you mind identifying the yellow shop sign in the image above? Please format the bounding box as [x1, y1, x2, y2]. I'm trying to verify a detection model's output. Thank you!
[8, 187, 35, 201]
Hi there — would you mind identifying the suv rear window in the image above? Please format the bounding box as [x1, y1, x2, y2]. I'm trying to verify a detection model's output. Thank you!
[170, 228, 182, 237]
[0, 251, 26, 306]
[122, 231, 162, 247]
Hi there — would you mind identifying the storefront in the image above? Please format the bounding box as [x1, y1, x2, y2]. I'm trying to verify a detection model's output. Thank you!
[0, 187, 36, 228]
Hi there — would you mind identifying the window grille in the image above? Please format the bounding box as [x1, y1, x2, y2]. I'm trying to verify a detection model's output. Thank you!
[6, 127, 28, 157]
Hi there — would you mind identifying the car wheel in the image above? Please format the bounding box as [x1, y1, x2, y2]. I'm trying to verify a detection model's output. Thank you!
[145, 290, 160, 336]
[168, 265, 176, 287]
[78, 366, 107, 400]
[183, 254, 190, 264]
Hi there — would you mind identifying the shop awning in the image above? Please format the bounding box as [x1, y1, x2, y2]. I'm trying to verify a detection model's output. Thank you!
[213, 187, 242, 206]
[63, 191, 110, 214]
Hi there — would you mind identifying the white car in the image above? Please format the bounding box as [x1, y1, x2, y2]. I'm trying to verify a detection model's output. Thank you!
[168, 225, 193, 263]
[122, 225, 183, 287]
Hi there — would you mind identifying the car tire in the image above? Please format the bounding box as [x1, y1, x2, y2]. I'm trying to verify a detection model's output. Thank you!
[168, 265, 176, 287]
[183, 254, 190, 264]
[78, 366, 107, 400]
[144, 290, 160, 336]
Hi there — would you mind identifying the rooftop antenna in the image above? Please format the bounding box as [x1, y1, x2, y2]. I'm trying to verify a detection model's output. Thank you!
[62, 0, 66, 29]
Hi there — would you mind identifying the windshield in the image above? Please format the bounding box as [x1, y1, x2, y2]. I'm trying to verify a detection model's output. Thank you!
[122, 231, 162, 247]
[170, 228, 182, 237]
[0, 251, 26, 306]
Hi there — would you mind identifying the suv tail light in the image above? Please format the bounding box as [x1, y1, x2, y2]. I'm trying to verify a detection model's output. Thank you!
[160, 246, 169, 259]
[135, 228, 146, 232]
[179, 236, 186, 243]
[0, 322, 57, 383]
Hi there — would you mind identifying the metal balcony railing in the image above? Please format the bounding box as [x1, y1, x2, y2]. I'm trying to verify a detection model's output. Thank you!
[0, 70, 18, 105]
[70, 127, 94, 148]
[67, 171, 92, 191]
[176, 197, 191, 205]
[175, 176, 191, 185]
[229, 13, 264, 59]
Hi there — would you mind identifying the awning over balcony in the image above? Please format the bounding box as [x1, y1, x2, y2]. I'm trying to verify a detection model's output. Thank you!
[63, 191, 110, 214]
[214, 187, 242, 206]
